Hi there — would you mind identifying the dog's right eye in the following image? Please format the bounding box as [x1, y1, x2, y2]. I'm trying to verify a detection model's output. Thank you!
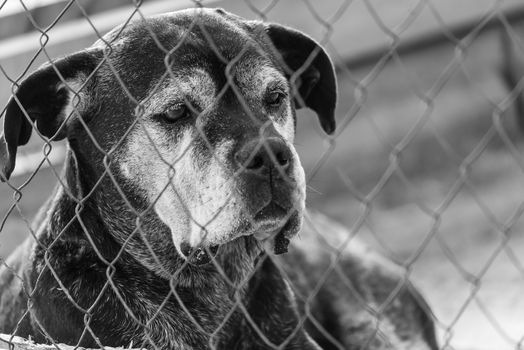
[266, 91, 286, 108]
[158, 105, 190, 124]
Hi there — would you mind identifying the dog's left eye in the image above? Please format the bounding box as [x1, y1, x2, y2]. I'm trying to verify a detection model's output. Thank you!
[266, 91, 286, 108]
[160, 105, 190, 123]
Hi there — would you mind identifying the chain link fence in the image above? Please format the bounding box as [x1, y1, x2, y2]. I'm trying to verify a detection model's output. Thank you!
[1, 0, 524, 349]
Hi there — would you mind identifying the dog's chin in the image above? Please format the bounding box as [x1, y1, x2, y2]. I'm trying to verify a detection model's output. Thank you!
[177, 242, 220, 266]
[171, 202, 303, 265]
[252, 203, 303, 255]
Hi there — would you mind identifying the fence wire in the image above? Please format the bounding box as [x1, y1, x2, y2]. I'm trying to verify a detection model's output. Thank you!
[1, 0, 524, 349]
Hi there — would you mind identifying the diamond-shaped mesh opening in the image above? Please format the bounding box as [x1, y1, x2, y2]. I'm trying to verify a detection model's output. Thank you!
[1, 1, 524, 349]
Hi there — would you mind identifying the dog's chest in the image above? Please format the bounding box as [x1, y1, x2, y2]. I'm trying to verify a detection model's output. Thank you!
[31, 240, 250, 348]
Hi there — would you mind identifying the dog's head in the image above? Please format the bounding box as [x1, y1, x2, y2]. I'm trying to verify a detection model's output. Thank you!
[0, 8, 336, 266]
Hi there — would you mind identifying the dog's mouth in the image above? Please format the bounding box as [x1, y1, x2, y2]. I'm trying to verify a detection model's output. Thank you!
[253, 202, 289, 231]
[252, 202, 298, 255]
[174, 202, 301, 265]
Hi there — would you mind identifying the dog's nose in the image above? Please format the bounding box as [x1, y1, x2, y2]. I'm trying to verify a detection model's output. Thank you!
[235, 138, 292, 176]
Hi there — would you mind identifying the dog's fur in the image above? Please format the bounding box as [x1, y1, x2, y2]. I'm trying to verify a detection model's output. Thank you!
[0, 8, 438, 350]
[501, 25, 524, 132]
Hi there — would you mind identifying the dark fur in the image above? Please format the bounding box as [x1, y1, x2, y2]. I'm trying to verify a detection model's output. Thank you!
[501, 26, 524, 132]
[0, 8, 438, 349]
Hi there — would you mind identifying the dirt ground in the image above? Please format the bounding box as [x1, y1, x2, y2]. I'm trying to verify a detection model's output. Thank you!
[2, 1, 524, 349]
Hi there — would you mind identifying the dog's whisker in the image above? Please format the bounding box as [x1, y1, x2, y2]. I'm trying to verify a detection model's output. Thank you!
[306, 184, 323, 195]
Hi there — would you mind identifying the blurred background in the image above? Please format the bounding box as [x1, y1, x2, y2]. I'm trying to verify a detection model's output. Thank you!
[2, 0, 524, 349]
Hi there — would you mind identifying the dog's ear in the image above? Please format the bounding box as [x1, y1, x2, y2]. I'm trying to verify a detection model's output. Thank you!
[500, 27, 524, 133]
[0, 50, 101, 181]
[265, 24, 337, 135]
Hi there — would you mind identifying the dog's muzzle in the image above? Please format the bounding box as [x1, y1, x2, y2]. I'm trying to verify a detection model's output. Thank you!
[234, 137, 302, 254]
[173, 137, 303, 266]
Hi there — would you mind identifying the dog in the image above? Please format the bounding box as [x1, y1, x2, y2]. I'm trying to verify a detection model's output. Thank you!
[0, 8, 438, 350]
[501, 25, 524, 132]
